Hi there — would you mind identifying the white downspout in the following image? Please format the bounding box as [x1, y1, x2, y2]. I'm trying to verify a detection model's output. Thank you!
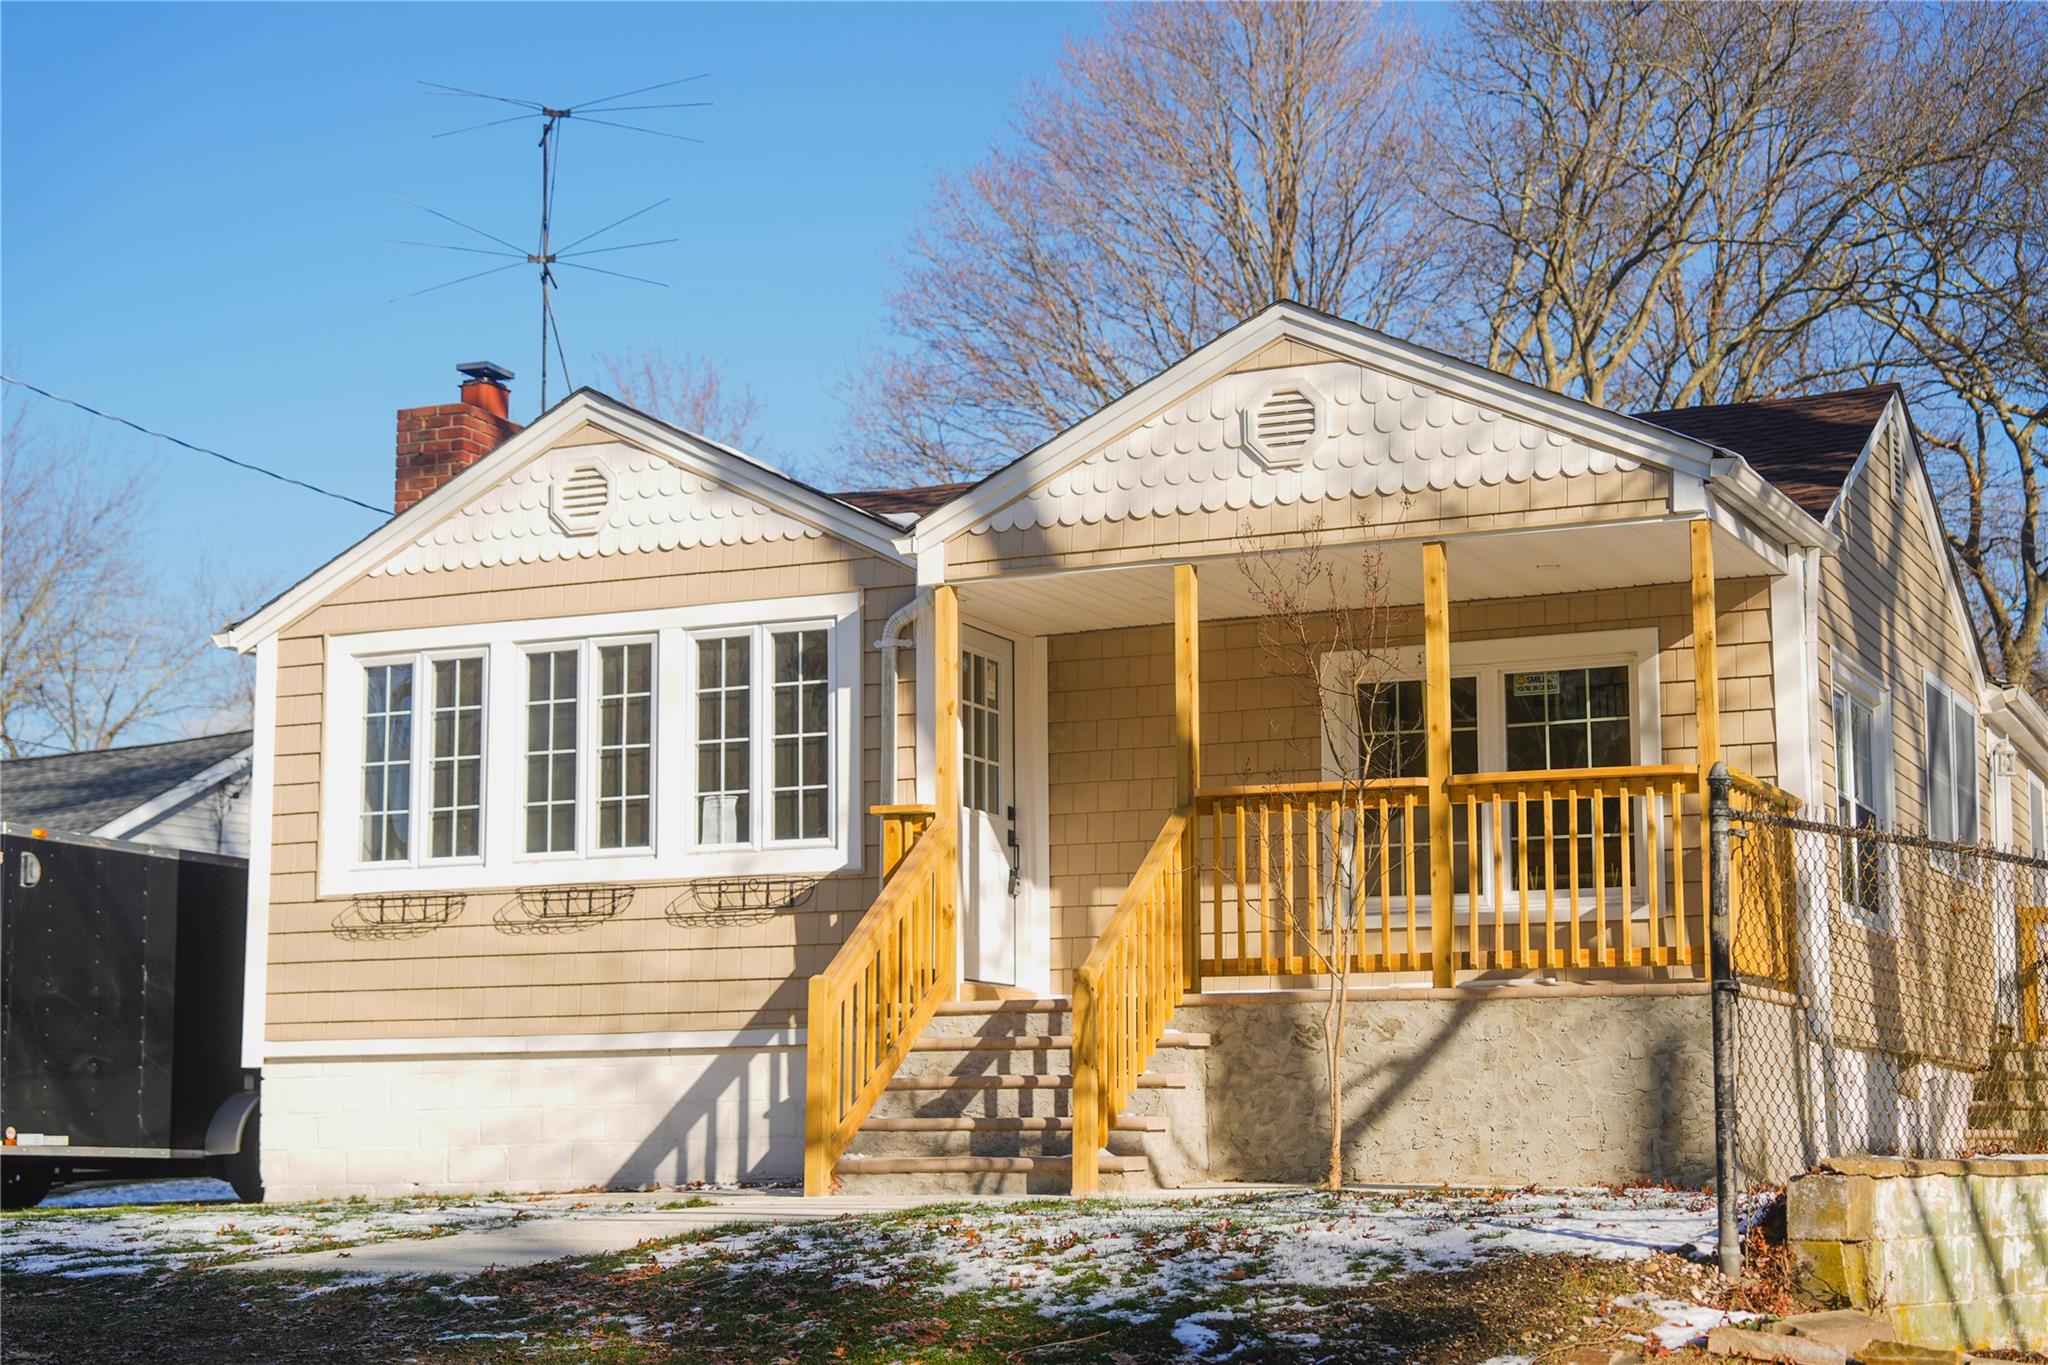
[876, 589, 933, 805]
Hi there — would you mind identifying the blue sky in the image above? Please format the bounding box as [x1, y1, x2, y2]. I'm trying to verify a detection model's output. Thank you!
[2, 2, 1099, 606]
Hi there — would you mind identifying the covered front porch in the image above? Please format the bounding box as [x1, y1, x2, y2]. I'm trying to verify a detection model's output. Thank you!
[805, 512, 1800, 1193]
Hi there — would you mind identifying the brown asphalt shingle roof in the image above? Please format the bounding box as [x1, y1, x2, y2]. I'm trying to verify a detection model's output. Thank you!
[832, 483, 978, 518]
[1635, 383, 1901, 518]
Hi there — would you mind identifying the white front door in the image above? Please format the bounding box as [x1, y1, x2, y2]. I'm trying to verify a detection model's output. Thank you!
[960, 628, 1019, 986]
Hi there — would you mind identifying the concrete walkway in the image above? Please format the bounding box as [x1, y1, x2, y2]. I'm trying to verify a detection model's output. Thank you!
[225, 1185, 1290, 1280]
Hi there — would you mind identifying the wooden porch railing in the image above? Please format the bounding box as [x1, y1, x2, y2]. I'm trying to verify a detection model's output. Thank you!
[873, 803, 937, 881]
[803, 814, 957, 1195]
[1193, 764, 1721, 978]
[1070, 807, 1192, 1196]
[2020, 907, 2048, 1045]
[1726, 770, 1801, 990]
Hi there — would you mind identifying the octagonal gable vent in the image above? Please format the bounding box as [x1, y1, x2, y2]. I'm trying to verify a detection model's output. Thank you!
[549, 463, 612, 535]
[1241, 381, 1325, 467]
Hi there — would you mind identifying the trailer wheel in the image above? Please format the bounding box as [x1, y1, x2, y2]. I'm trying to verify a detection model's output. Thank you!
[2, 1164, 53, 1209]
[213, 1112, 263, 1203]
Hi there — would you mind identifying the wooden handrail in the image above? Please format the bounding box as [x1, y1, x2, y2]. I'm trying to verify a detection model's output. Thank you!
[1071, 806, 1191, 1196]
[804, 815, 957, 1195]
[873, 804, 938, 881]
[1192, 765, 1714, 980]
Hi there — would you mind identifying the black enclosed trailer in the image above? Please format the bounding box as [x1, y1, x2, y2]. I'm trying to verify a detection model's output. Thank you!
[0, 824, 259, 1207]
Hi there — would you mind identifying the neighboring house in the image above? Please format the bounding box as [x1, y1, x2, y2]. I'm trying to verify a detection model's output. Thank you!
[1, 731, 254, 857]
[219, 304, 2048, 1202]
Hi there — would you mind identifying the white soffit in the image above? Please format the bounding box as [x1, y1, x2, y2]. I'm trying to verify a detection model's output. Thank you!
[374, 439, 818, 576]
[980, 360, 1643, 535]
[956, 518, 1779, 636]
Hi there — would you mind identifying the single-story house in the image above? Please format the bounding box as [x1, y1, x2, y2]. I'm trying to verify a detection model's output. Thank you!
[218, 305, 2048, 1201]
[2, 731, 254, 857]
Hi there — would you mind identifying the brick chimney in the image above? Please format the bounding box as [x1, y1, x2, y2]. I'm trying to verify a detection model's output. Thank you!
[394, 361, 521, 513]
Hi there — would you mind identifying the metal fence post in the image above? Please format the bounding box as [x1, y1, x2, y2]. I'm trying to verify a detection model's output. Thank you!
[1707, 761, 1741, 1278]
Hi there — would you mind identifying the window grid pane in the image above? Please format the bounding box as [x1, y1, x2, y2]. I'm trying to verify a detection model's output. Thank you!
[597, 642, 654, 849]
[525, 649, 579, 853]
[361, 662, 413, 862]
[1356, 677, 1477, 896]
[962, 651, 1002, 816]
[697, 635, 751, 844]
[772, 629, 830, 840]
[430, 656, 484, 859]
[1504, 666, 1630, 891]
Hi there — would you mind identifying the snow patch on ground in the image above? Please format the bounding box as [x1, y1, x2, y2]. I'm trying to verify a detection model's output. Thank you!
[42, 1178, 237, 1208]
[1614, 1293, 1759, 1350]
[637, 1187, 1722, 1329]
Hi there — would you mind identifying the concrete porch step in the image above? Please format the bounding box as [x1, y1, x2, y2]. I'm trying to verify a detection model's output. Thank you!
[905, 1031, 1212, 1053]
[859, 1114, 1168, 1133]
[884, 1071, 1195, 1092]
[934, 998, 1068, 1015]
[836, 1153, 1149, 1176]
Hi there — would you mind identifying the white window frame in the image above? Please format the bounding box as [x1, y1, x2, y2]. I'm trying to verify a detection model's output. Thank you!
[1923, 671, 1981, 863]
[318, 591, 861, 896]
[515, 633, 661, 861]
[683, 620, 843, 856]
[1318, 628, 1662, 922]
[1830, 662, 1894, 931]
[352, 647, 491, 871]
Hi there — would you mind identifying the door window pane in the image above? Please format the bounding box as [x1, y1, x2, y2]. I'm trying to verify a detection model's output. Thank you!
[1357, 677, 1476, 896]
[962, 651, 1003, 816]
[1505, 665, 1631, 890]
[697, 635, 751, 844]
[597, 642, 654, 849]
[525, 649, 579, 853]
[772, 628, 830, 840]
[429, 656, 484, 858]
[361, 662, 413, 861]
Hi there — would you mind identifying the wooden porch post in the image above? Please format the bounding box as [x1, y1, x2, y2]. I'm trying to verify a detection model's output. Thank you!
[1175, 564, 1202, 994]
[1424, 542, 1456, 988]
[1690, 521, 1721, 788]
[934, 585, 961, 1000]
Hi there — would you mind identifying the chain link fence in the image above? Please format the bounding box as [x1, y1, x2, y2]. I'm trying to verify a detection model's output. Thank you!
[1721, 789, 2048, 1190]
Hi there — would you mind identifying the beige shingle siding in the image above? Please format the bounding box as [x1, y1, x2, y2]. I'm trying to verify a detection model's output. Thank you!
[1815, 415, 1988, 838]
[264, 527, 913, 1045]
[944, 466, 1673, 579]
[1044, 578, 1774, 990]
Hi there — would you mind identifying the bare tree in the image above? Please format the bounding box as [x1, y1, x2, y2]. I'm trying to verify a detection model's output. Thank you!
[1231, 518, 1399, 1190]
[1, 420, 254, 757]
[1434, 1, 2042, 412]
[844, 1, 1439, 485]
[598, 347, 765, 454]
[1856, 6, 2048, 695]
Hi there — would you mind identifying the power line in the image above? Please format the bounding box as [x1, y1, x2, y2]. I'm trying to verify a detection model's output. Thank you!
[1, 374, 391, 517]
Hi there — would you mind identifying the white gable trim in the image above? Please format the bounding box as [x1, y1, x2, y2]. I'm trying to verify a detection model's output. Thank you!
[220, 392, 910, 653]
[92, 746, 253, 840]
[912, 302, 1735, 551]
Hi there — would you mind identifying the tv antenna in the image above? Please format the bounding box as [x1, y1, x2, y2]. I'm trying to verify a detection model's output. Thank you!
[393, 75, 708, 409]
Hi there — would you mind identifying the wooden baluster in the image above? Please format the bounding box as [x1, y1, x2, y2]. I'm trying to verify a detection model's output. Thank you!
[1305, 797, 1321, 974]
[1567, 785, 1582, 968]
[1209, 803, 1223, 976]
[1592, 782, 1610, 967]
[1377, 794, 1394, 973]
[1465, 791, 1483, 971]
[1282, 798, 1298, 976]
[1667, 780, 1689, 968]
[1235, 801, 1248, 971]
[1646, 787, 1664, 966]
[1515, 787, 1531, 968]
[1618, 783, 1635, 966]
[1491, 791, 1508, 967]
[1259, 802, 1273, 974]
[1352, 790, 1368, 975]
[1403, 792, 1419, 971]
[1541, 789, 1557, 970]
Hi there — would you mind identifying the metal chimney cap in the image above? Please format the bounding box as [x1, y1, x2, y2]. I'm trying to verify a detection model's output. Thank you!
[456, 361, 515, 385]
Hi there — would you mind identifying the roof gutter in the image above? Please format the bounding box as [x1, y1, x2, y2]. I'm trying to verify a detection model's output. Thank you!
[1704, 451, 1839, 555]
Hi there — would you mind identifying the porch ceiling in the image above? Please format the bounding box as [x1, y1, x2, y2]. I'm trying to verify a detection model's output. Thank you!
[954, 517, 1780, 636]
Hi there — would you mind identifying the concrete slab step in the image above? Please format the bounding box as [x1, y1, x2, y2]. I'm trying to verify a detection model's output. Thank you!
[837, 1154, 1148, 1176]
[885, 1071, 1195, 1092]
[858, 1114, 1167, 1133]
[906, 1031, 1211, 1053]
